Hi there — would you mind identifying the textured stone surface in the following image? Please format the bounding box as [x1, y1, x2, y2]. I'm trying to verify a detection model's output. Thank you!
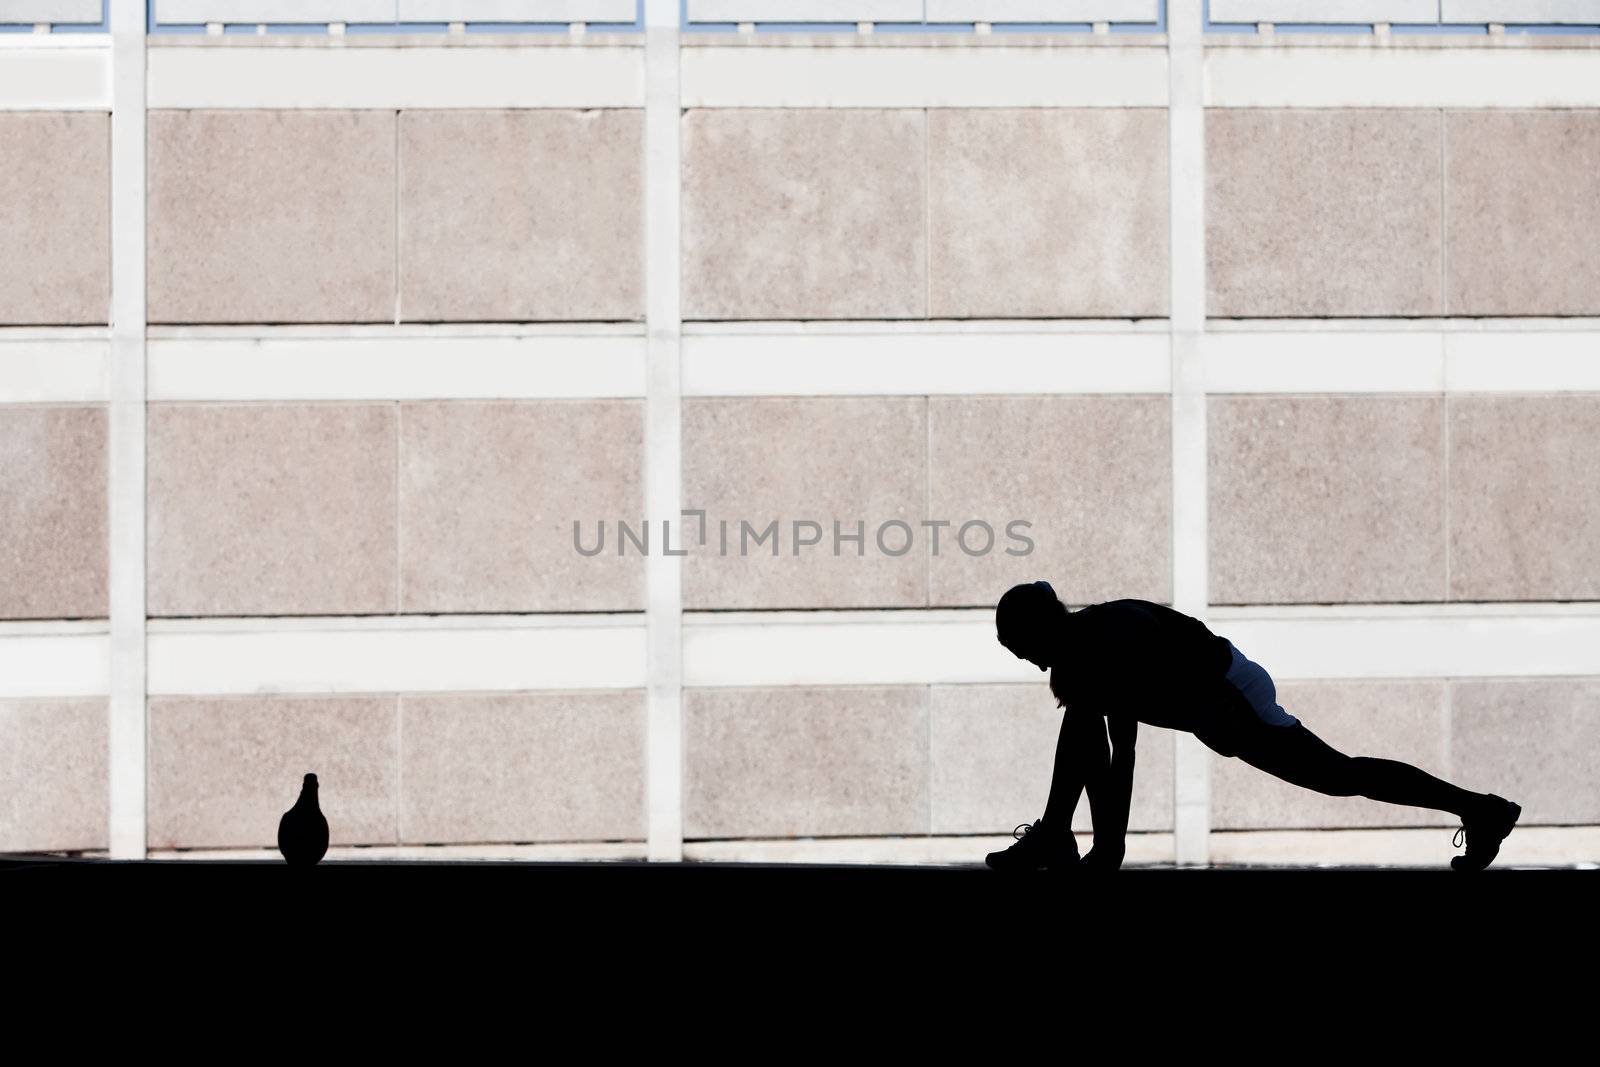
[1209, 396, 1446, 604]
[399, 109, 644, 322]
[0, 405, 107, 620]
[1449, 396, 1600, 602]
[682, 108, 926, 320]
[682, 397, 928, 609]
[0, 698, 107, 853]
[929, 395, 1170, 608]
[1445, 110, 1600, 316]
[148, 695, 398, 850]
[0, 112, 109, 325]
[399, 400, 645, 613]
[1212, 680, 1452, 830]
[147, 403, 397, 616]
[930, 683, 1173, 835]
[1452, 678, 1600, 825]
[147, 110, 396, 324]
[928, 108, 1168, 318]
[684, 686, 928, 839]
[399, 690, 646, 844]
[1207, 109, 1443, 317]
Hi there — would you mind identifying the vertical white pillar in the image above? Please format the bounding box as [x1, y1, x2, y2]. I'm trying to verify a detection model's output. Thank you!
[643, 0, 684, 862]
[1168, 0, 1210, 867]
[108, 0, 148, 860]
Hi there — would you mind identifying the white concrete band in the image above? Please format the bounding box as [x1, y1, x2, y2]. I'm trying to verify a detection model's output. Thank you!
[1168, 0, 1210, 867]
[4, 605, 1598, 699]
[1206, 330, 1600, 394]
[0, 630, 110, 698]
[5, 323, 1591, 403]
[681, 43, 1169, 108]
[1212, 604, 1600, 681]
[0, 335, 111, 403]
[684, 604, 1600, 686]
[0, 44, 111, 109]
[684, 611, 1041, 688]
[146, 333, 647, 401]
[1206, 46, 1600, 108]
[682, 330, 1171, 396]
[1204, 331, 1444, 393]
[145, 617, 647, 695]
[147, 42, 646, 109]
[1444, 332, 1600, 393]
[108, 0, 148, 859]
[644, 0, 684, 863]
[9, 324, 1595, 404]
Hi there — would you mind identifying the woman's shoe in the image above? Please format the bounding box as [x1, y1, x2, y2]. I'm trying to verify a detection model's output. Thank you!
[985, 818, 1080, 871]
[1450, 795, 1521, 872]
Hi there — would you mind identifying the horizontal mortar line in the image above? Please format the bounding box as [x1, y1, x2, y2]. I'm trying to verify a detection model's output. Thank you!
[4, 319, 1599, 338]
[0, 620, 111, 635]
[1206, 318, 1600, 331]
[685, 602, 1600, 622]
[682, 319, 1171, 333]
[144, 323, 648, 337]
[142, 612, 647, 631]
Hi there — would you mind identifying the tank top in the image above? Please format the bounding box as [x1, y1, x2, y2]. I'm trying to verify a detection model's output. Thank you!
[1047, 599, 1236, 730]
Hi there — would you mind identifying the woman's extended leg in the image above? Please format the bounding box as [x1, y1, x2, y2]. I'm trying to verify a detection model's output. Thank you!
[1198, 683, 1521, 870]
[1234, 720, 1485, 817]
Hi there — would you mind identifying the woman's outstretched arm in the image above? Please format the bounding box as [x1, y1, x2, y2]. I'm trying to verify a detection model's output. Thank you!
[1041, 703, 1110, 835]
[1083, 714, 1137, 870]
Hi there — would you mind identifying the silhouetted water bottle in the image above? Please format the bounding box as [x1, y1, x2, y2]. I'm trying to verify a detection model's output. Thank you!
[278, 772, 329, 867]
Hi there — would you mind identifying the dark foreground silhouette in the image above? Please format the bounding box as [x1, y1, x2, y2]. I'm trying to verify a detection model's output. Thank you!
[988, 581, 1522, 873]
[278, 773, 329, 866]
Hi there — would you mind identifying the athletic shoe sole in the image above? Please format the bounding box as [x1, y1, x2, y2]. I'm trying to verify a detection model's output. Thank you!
[1451, 798, 1522, 872]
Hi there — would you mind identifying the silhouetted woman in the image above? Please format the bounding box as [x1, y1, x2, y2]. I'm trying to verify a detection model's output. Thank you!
[987, 580, 1521, 872]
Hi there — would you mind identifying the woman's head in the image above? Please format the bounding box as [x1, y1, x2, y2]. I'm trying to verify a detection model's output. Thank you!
[995, 580, 1068, 671]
